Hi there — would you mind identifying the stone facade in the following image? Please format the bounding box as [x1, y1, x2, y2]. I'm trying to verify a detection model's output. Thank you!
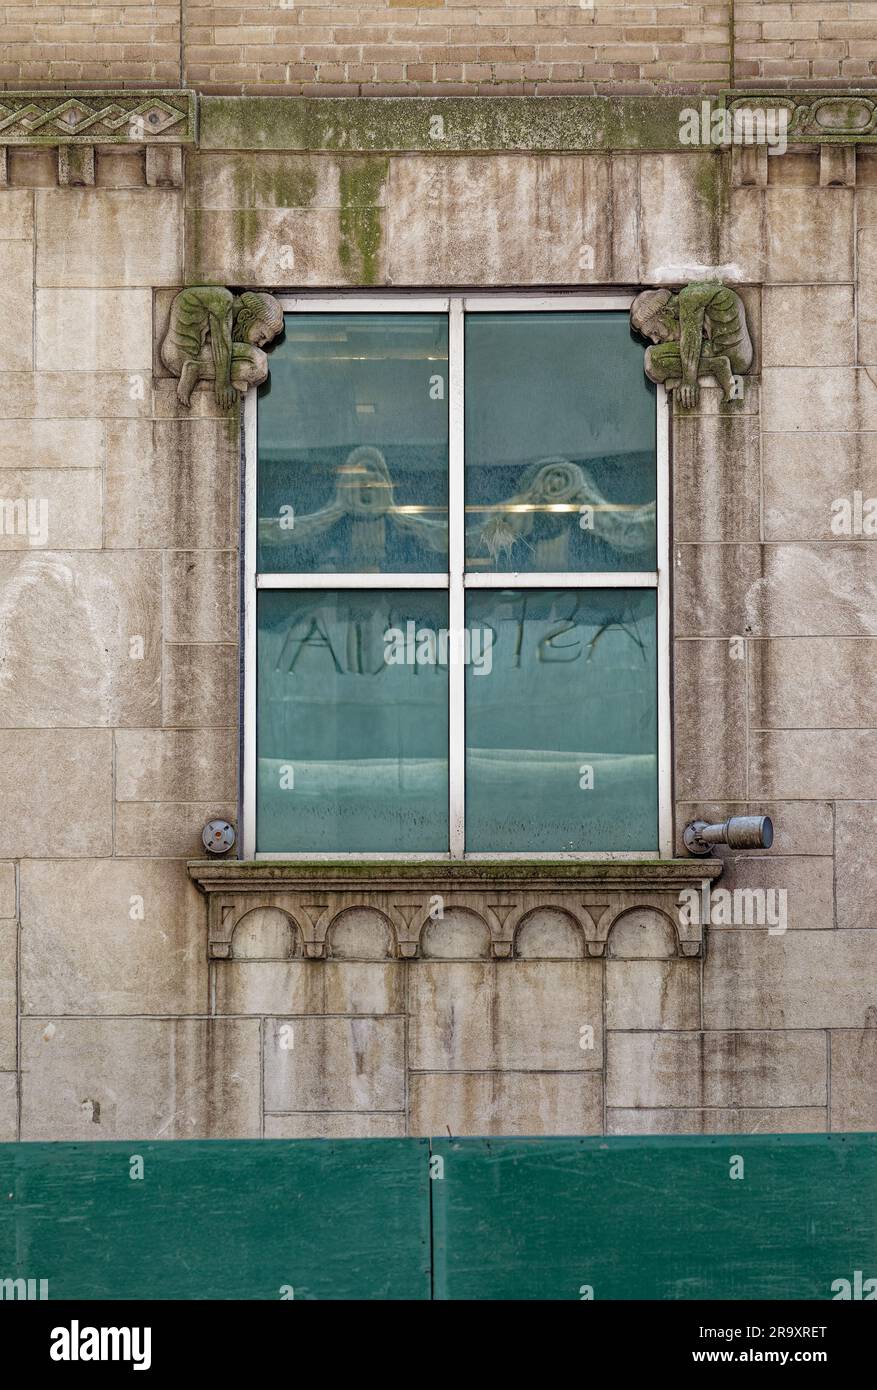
[1, 90, 876, 1142]
[3, 4, 876, 95]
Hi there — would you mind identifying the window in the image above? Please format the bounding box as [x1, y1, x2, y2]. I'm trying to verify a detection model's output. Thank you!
[244, 296, 669, 860]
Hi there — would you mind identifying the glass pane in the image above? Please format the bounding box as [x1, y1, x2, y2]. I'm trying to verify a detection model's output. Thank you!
[257, 313, 448, 573]
[257, 590, 449, 852]
[465, 312, 656, 573]
[464, 589, 658, 852]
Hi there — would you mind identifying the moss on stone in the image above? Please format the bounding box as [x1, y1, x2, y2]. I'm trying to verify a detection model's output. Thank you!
[199, 95, 716, 155]
[252, 158, 319, 209]
[188, 859, 721, 884]
[337, 157, 387, 284]
[693, 150, 729, 230]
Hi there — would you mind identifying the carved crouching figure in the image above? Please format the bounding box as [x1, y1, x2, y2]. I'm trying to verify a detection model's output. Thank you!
[630, 280, 753, 409]
[161, 287, 284, 409]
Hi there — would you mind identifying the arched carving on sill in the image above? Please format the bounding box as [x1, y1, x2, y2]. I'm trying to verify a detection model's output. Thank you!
[324, 906, 397, 961]
[419, 907, 492, 960]
[513, 907, 586, 959]
[230, 905, 303, 961]
[606, 906, 680, 960]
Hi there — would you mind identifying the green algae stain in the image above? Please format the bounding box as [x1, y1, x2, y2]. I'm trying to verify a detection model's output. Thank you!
[337, 157, 387, 285]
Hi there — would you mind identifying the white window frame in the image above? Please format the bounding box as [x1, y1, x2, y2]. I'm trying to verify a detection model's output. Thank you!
[242, 292, 671, 861]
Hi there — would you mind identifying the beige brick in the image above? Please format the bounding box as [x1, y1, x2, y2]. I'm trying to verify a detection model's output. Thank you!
[750, 637, 877, 730]
[35, 288, 152, 372]
[20, 858, 207, 1015]
[607, 1030, 826, 1108]
[0, 919, 15, 1069]
[0, 551, 161, 725]
[409, 961, 602, 1071]
[115, 727, 238, 802]
[0, 729, 111, 857]
[762, 285, 855, 368]
[675, 542, 877, 639]
[0, 419, 104, 471]
[674, 639, 747, 799]
[0, 864, 15, 920]
[0, 372, 151, 421]
[0, 189, 33, 240]
[830, 1030, 877, 1130]
[265, 1112, 407, 1136]
[0, 241, 33, 371]
[387, 155, 607, 285]
[163, 549, 238, 644]
[114, 801, 238, 858]
[751, 729, 877, 800]
[726, 187, 854, 283]
[264, 1016, 405, 1111]
[858, 216, 877, 365]
[186, 205, 388, 286]
[105, 419, 238, 550]
[0, 1073, 16, 1142]
[20, 1017, 261, 1141]
[607, 1107, 827, 1135]
[705, 931, 877, 1029]
[606, 960, 700, 1030]
[0, 471, 102, 550]
[35, 189, 182, 288]
[162, 642, 238, 728]
[762, 432, 876, 542]
[673, 414, 760, 543]
[409, 1071, 603, 1136]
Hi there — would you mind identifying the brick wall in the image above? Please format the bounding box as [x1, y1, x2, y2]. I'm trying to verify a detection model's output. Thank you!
[0, 2, 181, 88]
[182, 2, 732, 96]
[735, 2, 877, 87]
[2, 1, 875, 93]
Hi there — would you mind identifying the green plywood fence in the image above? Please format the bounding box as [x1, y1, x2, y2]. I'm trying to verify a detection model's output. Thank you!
[0, 1140, 432, 1301]
[1, 1135, 875, 1300]
[431, 1135, 877, 1301]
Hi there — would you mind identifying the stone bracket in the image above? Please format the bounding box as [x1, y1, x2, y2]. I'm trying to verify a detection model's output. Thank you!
[188, 860, 723, 962]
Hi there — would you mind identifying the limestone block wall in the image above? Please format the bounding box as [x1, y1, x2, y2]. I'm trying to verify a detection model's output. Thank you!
[1, 101, 877, 1141]
[3, 3, 874, 95]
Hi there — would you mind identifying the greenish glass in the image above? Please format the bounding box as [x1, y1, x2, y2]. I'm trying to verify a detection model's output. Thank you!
[257, 590, 449, 852]
[257, 313, 448, 573]
[464, 312, 656, 573]
[464, 589, 658, 852]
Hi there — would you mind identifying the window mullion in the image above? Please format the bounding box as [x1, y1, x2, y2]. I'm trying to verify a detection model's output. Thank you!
[449, 297, 466, 858]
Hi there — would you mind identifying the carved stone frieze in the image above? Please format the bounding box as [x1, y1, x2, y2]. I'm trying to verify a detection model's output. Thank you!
[188, 861, 722, 962]
[0, 92, 195, 145]
[726, 93, 877, 142]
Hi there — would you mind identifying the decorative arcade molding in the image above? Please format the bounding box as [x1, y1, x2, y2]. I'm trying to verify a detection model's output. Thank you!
[188, 860, 722, 962]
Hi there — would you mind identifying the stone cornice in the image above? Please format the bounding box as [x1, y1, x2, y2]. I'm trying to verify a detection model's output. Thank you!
[187, 858, 722, 895]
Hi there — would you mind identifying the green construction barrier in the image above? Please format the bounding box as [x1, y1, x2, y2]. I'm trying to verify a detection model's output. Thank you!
[0, 1139, 431, 1301]
[430, 1134, 877, 1300]
[1, 1134, 875, 1299]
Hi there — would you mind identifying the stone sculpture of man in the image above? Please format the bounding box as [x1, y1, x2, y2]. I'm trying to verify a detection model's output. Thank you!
[630, 280, 753, 409]
[161, 287, 284, 409]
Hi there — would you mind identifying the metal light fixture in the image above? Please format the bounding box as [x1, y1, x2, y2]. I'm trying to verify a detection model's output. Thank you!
[202, 819, 236, 855]
[683, 815, 773, 857]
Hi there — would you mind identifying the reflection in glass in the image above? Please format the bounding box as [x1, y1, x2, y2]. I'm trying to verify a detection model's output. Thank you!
[465, 589, 657, 851]
[257, 590, 449, 852]
[465, 313, 656, 572]
[257, 314, 448, 573]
